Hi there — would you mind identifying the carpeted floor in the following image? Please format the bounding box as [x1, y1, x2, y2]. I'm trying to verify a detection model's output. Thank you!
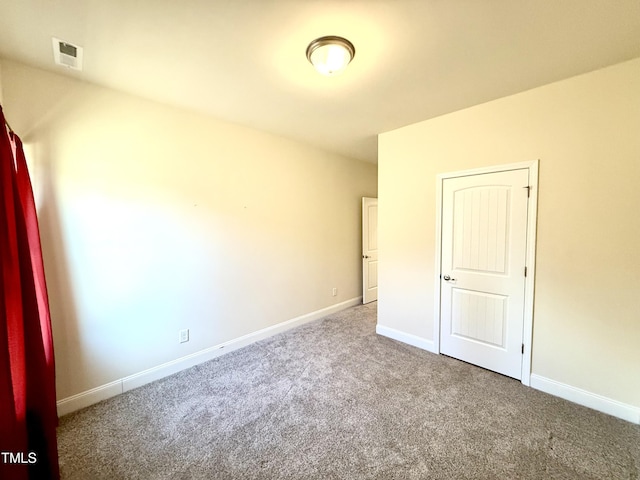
[57, 303, 640, 479]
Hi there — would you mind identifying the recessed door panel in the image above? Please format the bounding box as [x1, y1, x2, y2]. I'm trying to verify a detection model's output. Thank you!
[451, 289, 507, 348]
[453, 187, 510, 274]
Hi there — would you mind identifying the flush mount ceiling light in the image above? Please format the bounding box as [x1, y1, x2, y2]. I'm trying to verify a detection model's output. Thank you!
[306, 36, 355, 76]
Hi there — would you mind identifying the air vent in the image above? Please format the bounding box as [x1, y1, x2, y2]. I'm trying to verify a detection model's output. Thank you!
[52, 37, 83, 71]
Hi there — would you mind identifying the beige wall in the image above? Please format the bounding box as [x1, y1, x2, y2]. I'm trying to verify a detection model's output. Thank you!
[379, 58, 640, 409]
[1, 59, 377, 401]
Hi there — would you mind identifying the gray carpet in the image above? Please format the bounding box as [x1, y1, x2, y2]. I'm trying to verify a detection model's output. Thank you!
[57, 303, 640, 479]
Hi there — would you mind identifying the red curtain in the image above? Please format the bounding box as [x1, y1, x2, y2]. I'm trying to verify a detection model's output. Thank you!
[0, 106, 60, 479]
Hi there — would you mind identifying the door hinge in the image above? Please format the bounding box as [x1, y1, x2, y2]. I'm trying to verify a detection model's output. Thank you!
[524, 185, 531, 197]
[524, 266, 528, 277]
[521, 343, 525, 354]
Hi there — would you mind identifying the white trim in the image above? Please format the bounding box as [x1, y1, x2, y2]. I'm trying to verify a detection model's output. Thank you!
[433, 160, 539, 385]
[376, 324, 436, 353]
[56, 380, 122, 417]
[521, 161, 539, 386]
[434, 160, 538, 179]
[57, 297, 362, 416]
[530, 374, 640, 425]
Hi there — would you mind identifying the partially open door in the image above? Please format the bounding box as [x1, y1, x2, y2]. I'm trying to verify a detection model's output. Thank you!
[362, 197, 378, 304]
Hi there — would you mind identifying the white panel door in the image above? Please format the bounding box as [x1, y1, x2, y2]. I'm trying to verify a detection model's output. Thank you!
[440, 169, 529, 379]
[362, 197, 378, 304]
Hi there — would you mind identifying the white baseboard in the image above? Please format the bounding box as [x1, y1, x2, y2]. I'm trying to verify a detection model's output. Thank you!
[375, 324, 436, 353]
[57, 297, 362, 416]
[530, 374, 640, 425]
[56, 380, 123, 416]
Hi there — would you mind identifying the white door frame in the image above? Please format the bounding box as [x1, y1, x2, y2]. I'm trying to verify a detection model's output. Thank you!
[433, 160, 539, 386]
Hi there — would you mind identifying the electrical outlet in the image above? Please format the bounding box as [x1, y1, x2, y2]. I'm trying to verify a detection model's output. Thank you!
[332, 287, 337, 296]
[179, 329, 189, 343]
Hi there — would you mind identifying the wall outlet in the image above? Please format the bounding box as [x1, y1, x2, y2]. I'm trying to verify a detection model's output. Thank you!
[332, 287, 337, 297]
[179, 329, 189, 343]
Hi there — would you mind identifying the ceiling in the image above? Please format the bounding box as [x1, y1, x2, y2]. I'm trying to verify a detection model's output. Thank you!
[0, 1, 639, 163]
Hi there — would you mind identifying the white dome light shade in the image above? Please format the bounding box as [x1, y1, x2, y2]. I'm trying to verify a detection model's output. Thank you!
[306, 36, 355, 76]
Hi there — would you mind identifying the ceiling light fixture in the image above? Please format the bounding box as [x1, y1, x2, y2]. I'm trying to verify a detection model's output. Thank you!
[306, 36, 355, 76]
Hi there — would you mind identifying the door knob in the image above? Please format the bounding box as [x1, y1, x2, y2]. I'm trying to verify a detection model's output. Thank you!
[363, 255, 370, 259]
[443, 275, 456, 281]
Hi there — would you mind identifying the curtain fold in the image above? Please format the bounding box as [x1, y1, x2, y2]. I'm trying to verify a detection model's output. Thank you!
[0, 105, 60, 480]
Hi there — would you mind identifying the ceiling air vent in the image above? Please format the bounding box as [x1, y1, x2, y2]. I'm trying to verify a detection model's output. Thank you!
[52, 37, 83, 71]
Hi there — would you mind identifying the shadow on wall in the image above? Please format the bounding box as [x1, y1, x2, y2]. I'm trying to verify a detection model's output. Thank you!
[27, 131, 85, 401]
